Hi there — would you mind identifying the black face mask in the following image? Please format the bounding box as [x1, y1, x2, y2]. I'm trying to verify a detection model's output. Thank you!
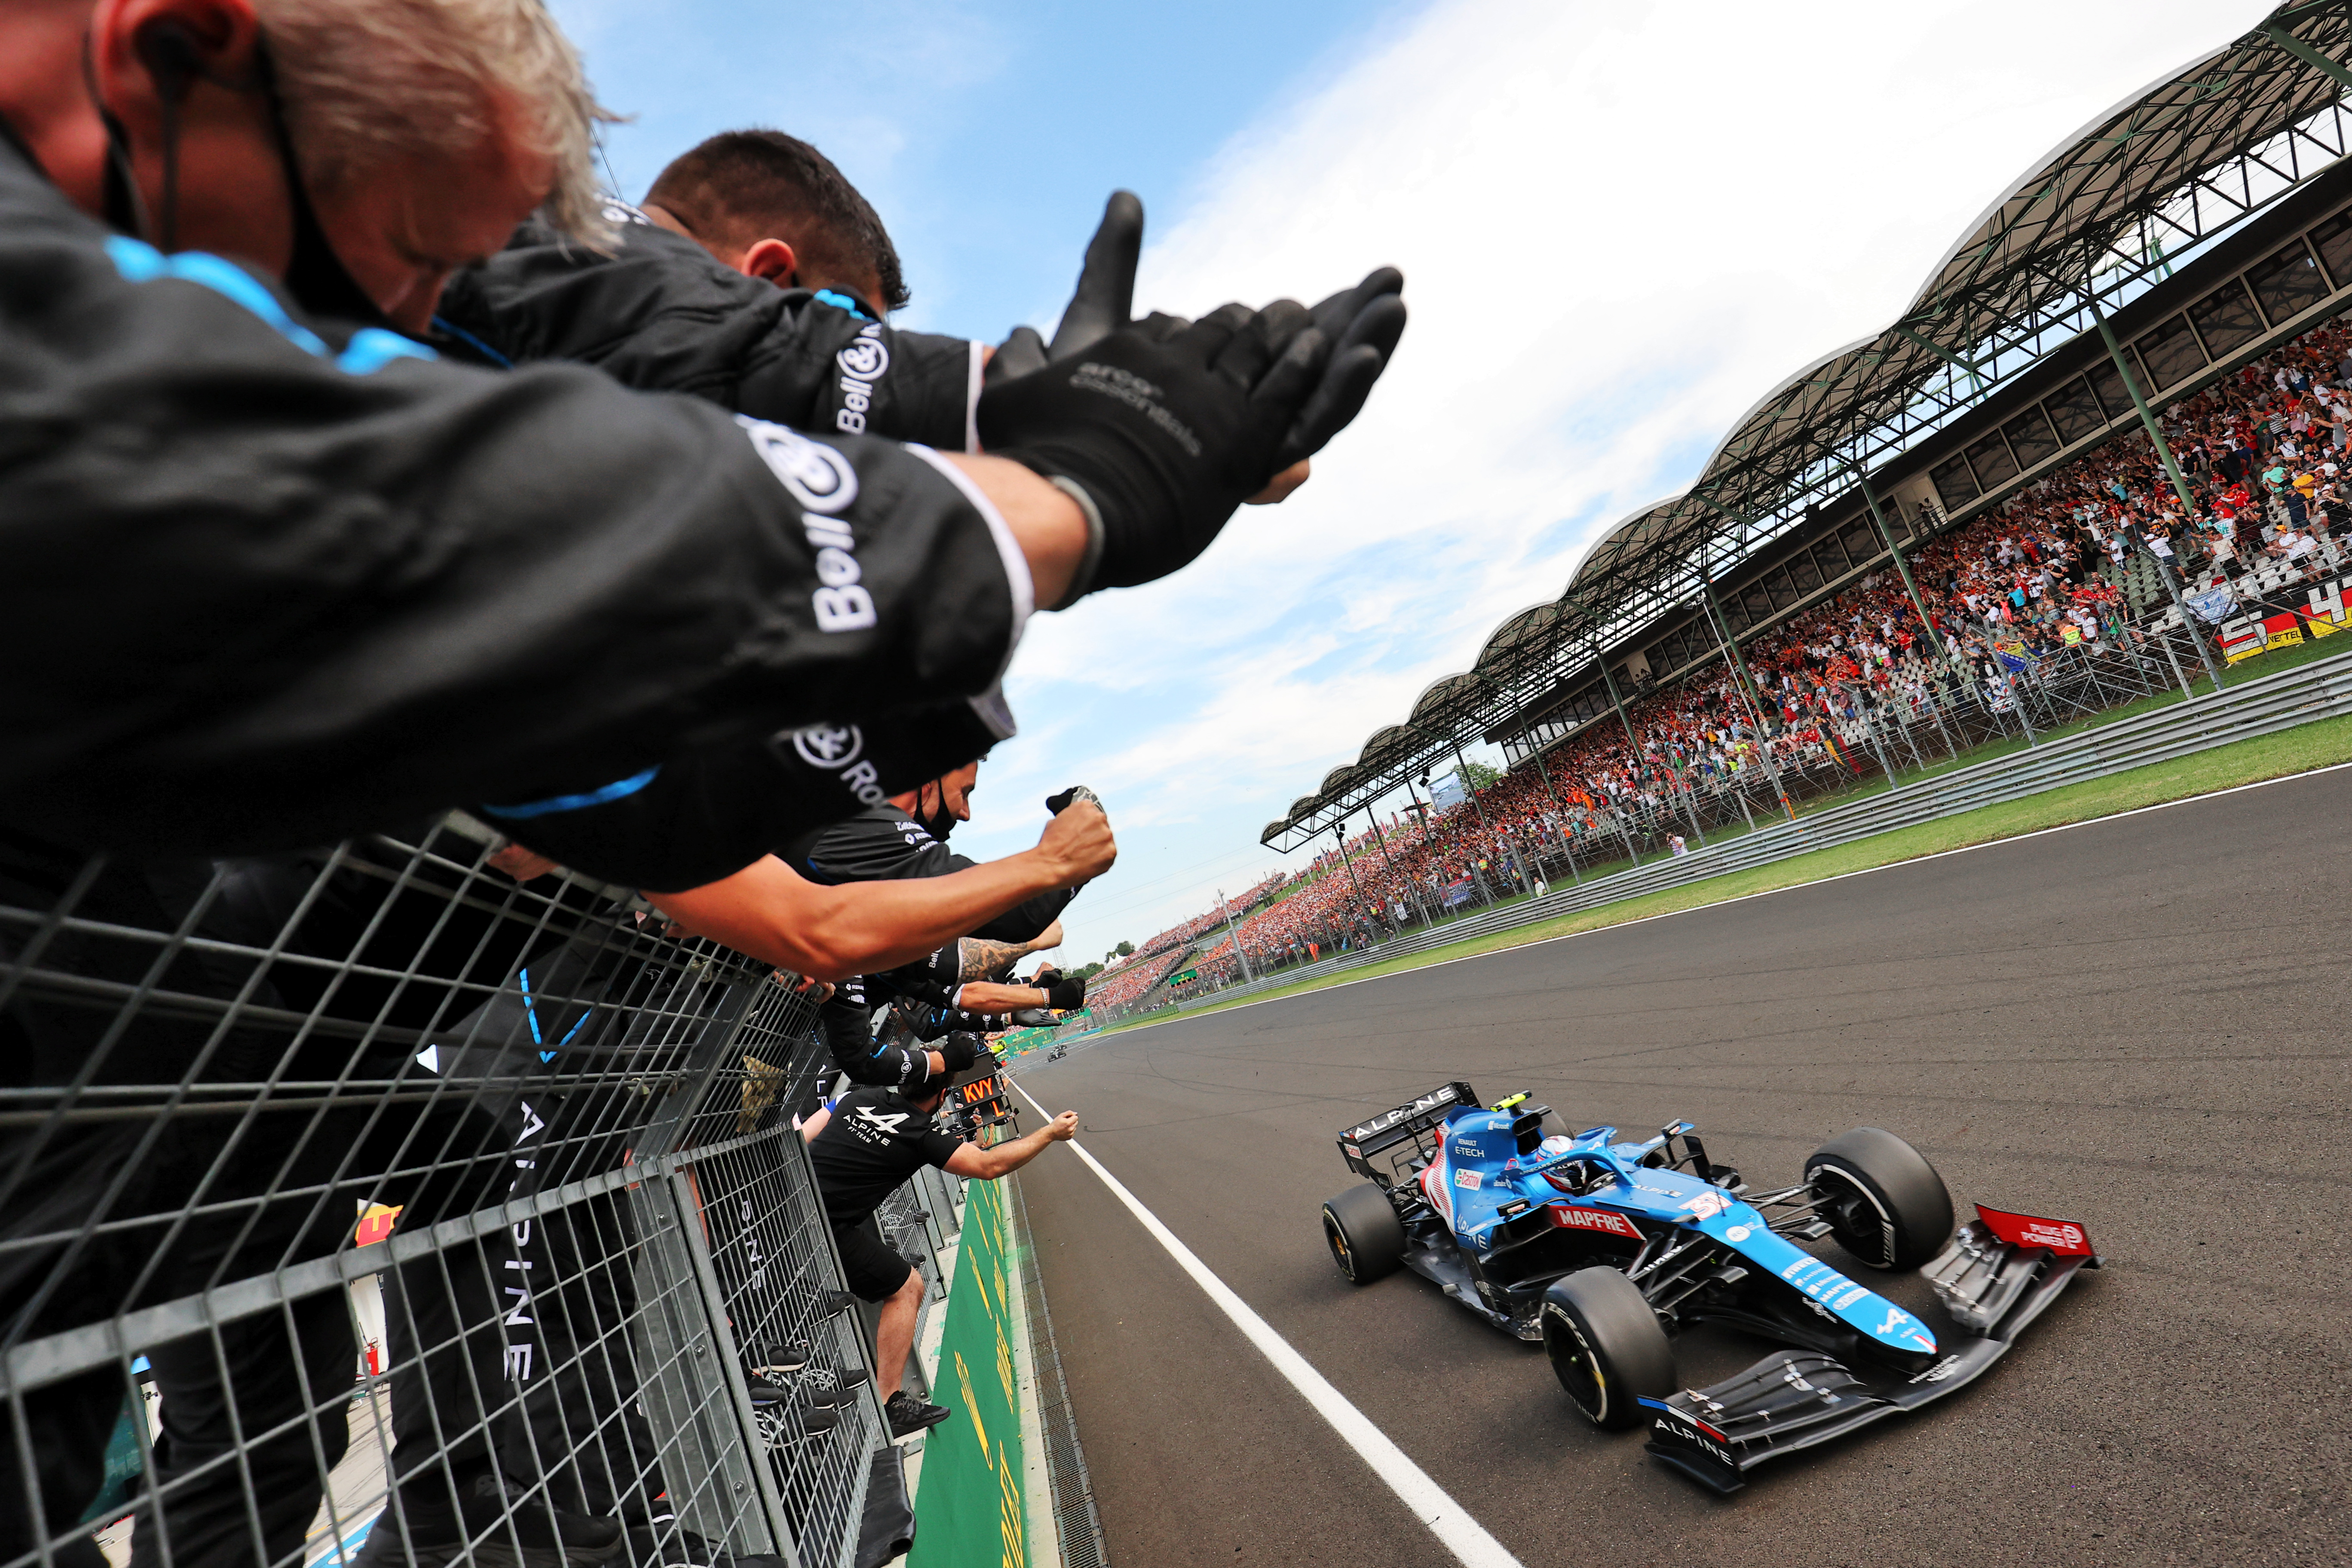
[90, 30, 393, 328]
[917, 780, 959, 843]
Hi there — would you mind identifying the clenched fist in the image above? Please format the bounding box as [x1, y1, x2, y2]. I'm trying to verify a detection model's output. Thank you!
[1035, 798, 1114, 886]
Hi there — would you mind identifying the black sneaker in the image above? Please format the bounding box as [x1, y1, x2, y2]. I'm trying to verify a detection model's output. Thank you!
[746, 1380, 840, 1448]
[352, 1470, 622, 1568]
[788, 1365, 871, 1409]
[884, 1391, 952, 1439]
[746, 1341, 811, 1376]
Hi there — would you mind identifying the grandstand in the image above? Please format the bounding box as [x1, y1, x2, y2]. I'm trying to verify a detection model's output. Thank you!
[1262, 6, 2352, 886]
[1072, 10, 2352, 1026]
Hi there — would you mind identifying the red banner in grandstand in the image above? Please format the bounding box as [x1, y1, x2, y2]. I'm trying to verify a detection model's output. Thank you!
[2217, 575, 2347, 663]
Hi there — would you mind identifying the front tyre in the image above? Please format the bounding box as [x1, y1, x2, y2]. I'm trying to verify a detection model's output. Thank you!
[1540, 1268, 1675, 1430]
[1322, 1183, 1407, 1284]
[1804, 1127, 1954, 1271]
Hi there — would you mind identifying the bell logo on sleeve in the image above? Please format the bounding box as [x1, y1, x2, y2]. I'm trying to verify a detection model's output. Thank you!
[738, 416, 859, 514]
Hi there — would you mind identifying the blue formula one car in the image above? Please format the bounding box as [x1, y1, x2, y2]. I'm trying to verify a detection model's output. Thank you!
[1318, 1081, 2100, 1493]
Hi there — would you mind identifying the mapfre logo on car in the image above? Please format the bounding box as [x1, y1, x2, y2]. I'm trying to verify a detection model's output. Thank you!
[1548, 1204, 1642, 1240]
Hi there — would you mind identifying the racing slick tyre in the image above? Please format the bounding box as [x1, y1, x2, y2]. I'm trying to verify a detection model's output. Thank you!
[1539, 1267, 1675, 1430]
[1804, 1127, 1954, 1271]
[1321, 1183, 1407, 1284]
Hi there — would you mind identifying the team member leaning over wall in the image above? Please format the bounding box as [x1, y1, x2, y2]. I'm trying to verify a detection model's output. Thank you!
[801, 1085, 1078, 1437]
[782, 768, 1096, 1092]
[0, 0, 1404, 858]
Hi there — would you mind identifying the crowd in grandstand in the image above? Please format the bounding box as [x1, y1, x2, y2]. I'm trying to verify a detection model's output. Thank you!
[1127, 318, 2352, 1002]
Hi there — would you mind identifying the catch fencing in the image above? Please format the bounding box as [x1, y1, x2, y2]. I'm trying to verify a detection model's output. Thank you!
[1, 815, 947, 1568]
[1106, 643, 2352, 1023]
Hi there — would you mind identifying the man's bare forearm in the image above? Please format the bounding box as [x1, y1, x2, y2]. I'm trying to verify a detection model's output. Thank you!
[952, 980, 1045, 1012]
[956, 936, 1033, 982]
[977, 1122, 1060, 1177]
[650, 849, 1081, 980]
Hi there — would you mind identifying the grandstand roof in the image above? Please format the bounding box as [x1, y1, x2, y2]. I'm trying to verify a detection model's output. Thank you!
[1265, 1, 2352, 850]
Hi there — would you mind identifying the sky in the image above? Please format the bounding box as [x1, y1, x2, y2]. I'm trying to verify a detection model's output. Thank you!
[549, 0, 2275, 969]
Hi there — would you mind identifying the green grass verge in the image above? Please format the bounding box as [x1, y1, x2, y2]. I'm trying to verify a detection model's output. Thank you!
[1097, 711, 2352, 1035]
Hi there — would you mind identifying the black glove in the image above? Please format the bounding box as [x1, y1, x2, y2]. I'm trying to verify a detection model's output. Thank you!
[988, 193, 1404, 481]
[989, 192, 1144, 387]
[980, 303, 1327, 598]
[937, 1031, 982, 1072]
[1045, 785, 1100, 813]
[1041, 972, 1087, 1011]
[1273, 269, 1408, 471]
[1007, 1008, 1056, 1028]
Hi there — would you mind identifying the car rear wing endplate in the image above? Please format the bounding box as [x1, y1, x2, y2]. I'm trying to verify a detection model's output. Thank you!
[1643, 1216, 2098, 1493]
[1337, 1080, 1476, 1185]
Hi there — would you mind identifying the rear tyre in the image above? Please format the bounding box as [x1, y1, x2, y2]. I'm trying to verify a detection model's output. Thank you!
[1804, 1127, 1954, 1271]
[1540, 1267, 1675, 1429]
[1322, 1183, 1407, 1284]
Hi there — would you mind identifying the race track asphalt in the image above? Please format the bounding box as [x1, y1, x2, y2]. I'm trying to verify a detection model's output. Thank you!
[1009, 766, 2352, 1567]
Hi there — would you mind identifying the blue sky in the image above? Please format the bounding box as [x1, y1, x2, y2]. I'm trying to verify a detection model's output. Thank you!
[550, 0, 2269, 968]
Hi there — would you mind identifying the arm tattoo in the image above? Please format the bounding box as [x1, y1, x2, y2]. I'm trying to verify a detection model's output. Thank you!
[956, 936, 1030, 982]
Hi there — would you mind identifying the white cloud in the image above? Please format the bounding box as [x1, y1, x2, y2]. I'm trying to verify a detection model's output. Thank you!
[958, 0, 2275, 965]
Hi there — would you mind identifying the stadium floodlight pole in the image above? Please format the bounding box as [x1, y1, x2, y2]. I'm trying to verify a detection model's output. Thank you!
[1521, 738, 1581, 885]
[1847, 461, 1961, 760]
[1331, 821, 1375, 934]
[1695, 572, 1798, 821]
[1363, 798, 1434, 925]
[1448, 738, 1495, 836]
[1591, 652, 1647, 866]
[2085, 294, 2229, 695]
[1444, 738, 1506, 911]
[1401, 772, 1452, 914]
[1217, 887, 1253, 983]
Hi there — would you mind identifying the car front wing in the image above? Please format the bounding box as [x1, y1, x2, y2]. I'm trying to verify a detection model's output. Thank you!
[1639, 1218, 2099, 1494]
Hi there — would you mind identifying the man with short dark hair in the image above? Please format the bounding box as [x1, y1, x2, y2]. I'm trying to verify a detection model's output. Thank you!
[640, 128, 906, 315]
[800, 1083, 1077, 1436]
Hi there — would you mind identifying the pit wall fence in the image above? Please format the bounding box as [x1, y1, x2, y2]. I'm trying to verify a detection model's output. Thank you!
[0, 822, 1100, 1568]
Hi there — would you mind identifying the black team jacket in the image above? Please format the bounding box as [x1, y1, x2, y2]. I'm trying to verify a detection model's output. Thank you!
[0, 135, 1033, 857]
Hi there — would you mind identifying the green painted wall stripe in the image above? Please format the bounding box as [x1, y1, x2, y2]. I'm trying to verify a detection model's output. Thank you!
[908, 1178, 1027, 1567]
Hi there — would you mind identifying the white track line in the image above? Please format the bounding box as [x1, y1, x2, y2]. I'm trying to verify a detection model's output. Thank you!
[1108, 755, 2352, 1038]
[1011, 1080, 1522, 1568]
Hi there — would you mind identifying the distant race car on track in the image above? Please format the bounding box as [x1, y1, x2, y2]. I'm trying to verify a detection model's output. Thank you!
[1318, 1081, 2099, 1492]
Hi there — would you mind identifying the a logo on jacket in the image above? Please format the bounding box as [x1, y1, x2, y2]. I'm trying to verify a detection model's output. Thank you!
[781, 723, 885, 806]
[835, 323, 890, 435]
[738, 417, 858, 514]
[792, 725, 864, 769]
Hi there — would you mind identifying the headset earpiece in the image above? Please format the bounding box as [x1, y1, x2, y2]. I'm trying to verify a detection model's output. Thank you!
[133, 19, 204, 104]
[128, 18, 207, 251]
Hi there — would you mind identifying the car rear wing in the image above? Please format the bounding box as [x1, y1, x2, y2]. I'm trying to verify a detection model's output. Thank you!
[1338, 1080, 1477, 1187]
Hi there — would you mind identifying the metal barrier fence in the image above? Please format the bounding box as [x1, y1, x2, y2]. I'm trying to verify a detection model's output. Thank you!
[1, 815, 943, 1568]
[1106, 643, 2352, 1023]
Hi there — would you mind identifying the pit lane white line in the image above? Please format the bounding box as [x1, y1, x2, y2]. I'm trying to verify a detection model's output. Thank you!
[1011, 1079, 1523, 1568]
